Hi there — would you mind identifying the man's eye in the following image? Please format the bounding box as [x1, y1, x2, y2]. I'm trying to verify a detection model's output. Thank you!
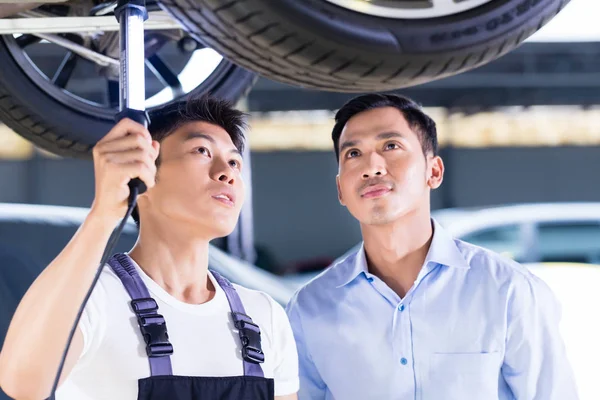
[196, 147, 210, 156]
[347, 150, 360, 158]
[229, 160, 241, 169]
[385, 142, 400, 150]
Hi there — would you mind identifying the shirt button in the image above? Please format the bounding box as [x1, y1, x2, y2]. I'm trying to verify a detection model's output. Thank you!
[399, 304, 405, 312]
[400, 358, 408, 366]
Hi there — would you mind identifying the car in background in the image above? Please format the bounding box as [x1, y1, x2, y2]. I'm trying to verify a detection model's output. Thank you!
[526, 262, 600, 400]
[433, 202, 600, 264]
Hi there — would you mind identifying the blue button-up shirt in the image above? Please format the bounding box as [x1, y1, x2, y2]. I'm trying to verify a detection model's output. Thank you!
[286, 220, 578, 400]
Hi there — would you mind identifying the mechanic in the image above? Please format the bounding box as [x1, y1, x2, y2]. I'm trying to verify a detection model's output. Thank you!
[0, 96, 299, 400]
[286, 93, 578, 400]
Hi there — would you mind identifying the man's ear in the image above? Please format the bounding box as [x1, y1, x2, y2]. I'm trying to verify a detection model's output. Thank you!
[336, 175, 345, 206]
[427, 156, 444, 189]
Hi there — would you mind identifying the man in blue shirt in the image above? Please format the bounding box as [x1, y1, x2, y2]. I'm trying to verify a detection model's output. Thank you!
[285, 94, 578, 400]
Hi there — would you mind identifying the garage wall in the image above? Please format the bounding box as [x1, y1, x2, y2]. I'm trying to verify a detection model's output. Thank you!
[0, 146, 599, 269]
[0, 161, 30, 204]
[442, 146, 600, 207]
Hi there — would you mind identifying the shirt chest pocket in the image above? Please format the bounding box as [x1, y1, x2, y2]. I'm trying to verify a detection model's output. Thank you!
[425, 352, 502, 400]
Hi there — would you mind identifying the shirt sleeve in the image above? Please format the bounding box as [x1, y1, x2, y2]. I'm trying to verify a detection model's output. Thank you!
[286, 294, 328, 400]
[501, 273, 579, 399]
[269, 296, 300, 396]
[73, 266, 110, 371]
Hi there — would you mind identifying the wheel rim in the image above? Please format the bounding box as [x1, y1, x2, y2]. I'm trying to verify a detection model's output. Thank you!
[323, 0, 494, 19]
[3, 30, 229, 121]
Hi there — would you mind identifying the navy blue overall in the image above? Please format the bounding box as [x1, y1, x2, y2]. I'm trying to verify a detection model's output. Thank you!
[107, 253, 275, 400]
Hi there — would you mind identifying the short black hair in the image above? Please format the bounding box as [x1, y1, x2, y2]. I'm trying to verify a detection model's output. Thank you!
[131, 95, 247, 227]
[332, 93, 438, 162]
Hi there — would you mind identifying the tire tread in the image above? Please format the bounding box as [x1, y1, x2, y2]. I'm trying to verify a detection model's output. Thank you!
[158, 0, 569, 92]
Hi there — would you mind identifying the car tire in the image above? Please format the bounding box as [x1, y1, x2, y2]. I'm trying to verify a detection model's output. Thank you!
[0, 36, 256, 158]
[159, 0, 570, 92]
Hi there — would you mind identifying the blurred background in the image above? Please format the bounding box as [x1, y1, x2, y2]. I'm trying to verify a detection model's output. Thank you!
[1, 0, 600, 399]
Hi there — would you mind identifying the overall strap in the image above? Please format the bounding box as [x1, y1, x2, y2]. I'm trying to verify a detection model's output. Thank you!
[211, 270, 265, 378]
[108, 253, 173, 376]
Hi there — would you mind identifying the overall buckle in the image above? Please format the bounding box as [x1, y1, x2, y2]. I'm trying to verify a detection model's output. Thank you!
[131, 298, 158, 314]
[131, 298, 173, 357]
[232, 312, 265, 364]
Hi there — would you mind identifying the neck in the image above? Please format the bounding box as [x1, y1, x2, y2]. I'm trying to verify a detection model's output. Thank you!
[361, 206, 433, 298]
[128, 214, 215, 305]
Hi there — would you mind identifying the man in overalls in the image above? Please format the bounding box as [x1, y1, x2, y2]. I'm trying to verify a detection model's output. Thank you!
[0, 96, 299, 400]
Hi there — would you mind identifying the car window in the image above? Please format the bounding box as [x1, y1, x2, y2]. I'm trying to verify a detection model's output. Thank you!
[536, 222, 600, 263]
[0, 219, 157, 400]
[460, 224, 526, 261]
[0, 220, 137, 353]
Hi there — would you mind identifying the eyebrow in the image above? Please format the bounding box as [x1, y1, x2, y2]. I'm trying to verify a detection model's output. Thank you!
[185, 132, 214, 143]
[339, 131, 405, 153]
[185, 132, 242, 157]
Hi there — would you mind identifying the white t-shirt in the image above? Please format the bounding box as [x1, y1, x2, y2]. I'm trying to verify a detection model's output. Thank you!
[56, 257, 299, 399]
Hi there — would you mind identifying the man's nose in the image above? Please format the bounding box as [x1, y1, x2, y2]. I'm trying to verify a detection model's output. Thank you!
[211, 158, 235, 185]
[362, 152, 387, 179]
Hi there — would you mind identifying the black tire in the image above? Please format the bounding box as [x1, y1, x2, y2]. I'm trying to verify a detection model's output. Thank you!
[0, 36, 256, 159]
[159, 0, 569, 92]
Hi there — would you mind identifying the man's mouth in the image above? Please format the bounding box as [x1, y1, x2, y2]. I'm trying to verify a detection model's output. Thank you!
[361, 184, 392, 199]
[212, 193, 235, 207]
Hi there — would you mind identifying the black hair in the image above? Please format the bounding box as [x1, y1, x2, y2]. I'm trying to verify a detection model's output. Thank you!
[331, 93, 438, 162]
[131, 95, 247, 227]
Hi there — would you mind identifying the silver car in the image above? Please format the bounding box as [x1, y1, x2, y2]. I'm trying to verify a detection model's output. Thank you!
[434, 202, 600, 264]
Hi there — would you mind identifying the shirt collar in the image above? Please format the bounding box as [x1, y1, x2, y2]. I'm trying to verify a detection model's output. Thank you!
[425, 218, 471, 270]
[336, 218, 470, 288]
